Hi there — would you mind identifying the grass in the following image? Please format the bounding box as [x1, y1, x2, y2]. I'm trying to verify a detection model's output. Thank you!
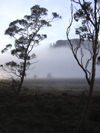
[0, 81, 100, 133]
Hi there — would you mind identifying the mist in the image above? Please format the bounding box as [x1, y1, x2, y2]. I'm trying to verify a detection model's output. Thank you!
[1, 40, 100, 79]
[27, 44, 100, 79]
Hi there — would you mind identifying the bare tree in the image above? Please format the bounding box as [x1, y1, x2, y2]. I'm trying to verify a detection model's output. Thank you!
[1, 5, 60, 94]
[67, 0, 100, 132]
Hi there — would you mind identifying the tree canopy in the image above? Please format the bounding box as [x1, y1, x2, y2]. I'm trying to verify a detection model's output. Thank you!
[1, 5, 60, 93]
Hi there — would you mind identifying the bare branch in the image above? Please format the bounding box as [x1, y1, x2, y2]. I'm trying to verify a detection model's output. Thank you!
[66, 1, 91, 85]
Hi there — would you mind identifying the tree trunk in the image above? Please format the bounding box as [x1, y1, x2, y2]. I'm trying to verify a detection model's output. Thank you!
[77, 81, 94, 133]
[17, 75, 24, 94]
[16, 59, 27, 94]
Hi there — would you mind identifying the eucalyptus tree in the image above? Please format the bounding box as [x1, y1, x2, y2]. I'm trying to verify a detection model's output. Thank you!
[2, 5, 60, 93]
[67, 0, 100, 131]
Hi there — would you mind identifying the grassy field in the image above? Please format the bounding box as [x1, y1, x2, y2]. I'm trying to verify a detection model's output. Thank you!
[0, 80, 100, 133]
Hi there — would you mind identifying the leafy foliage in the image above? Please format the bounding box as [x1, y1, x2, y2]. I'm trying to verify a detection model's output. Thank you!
[2, 5, 60, 92]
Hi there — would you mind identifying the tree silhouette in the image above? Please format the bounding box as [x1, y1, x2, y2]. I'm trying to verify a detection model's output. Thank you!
[47, 73, 52, 79]
[67, 0, 100, 132]
[2, 5, 60, 93]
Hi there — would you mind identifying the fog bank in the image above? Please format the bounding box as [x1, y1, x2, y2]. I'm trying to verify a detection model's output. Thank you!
[28, 45, 100, 79]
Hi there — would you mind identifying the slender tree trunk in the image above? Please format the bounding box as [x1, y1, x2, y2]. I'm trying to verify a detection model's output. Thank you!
[16, 59, 27, 94]
[77, 81, 94, 133]
[77, 43, 97, 132]
[16, 41, 31, 94]
[17, 75, 25, 94]
[78, 1, 98, 130]
[84, 81, 94, 117]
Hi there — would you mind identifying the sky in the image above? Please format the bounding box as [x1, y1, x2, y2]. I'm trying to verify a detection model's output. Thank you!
[0, 0, 70, 49]
[0, 0, 100, 79]
[0, 0, 71, 79]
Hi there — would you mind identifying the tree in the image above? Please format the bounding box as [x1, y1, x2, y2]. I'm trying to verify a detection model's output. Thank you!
[47, 73, 52, 79]
[67, 0, 100, 132]
[2, 5, 60, 93]
[34, 74, 37, 79]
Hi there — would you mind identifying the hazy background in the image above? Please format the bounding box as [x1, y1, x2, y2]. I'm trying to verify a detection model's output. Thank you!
[0, 0, 100, 79]
[27, 43, 100, 79]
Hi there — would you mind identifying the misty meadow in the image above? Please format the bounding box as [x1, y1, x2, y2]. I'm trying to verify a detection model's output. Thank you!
[0, 0, 100, 133]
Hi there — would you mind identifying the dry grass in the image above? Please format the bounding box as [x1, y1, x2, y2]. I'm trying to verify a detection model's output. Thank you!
[0, 80, 100, 133]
